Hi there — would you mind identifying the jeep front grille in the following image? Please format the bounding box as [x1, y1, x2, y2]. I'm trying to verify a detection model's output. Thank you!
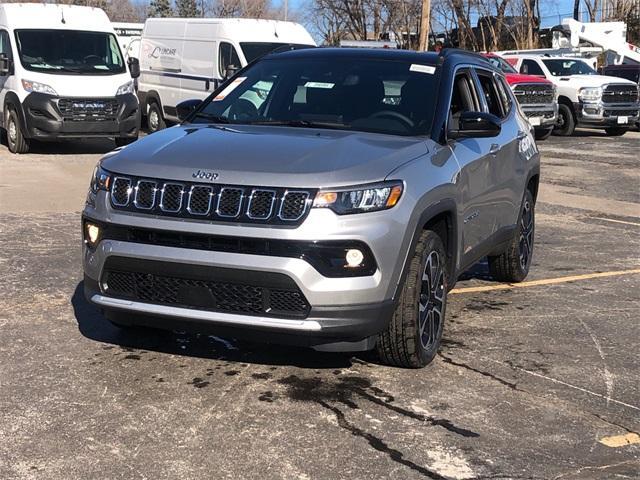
[512, 84, 554, 105]
[109, 175, 315, 225]
[602, 84, 639, 105]
[58, 98, 119, 122]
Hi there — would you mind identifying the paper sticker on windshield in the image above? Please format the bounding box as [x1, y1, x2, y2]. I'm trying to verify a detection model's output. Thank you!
[305, 81, 335, 89]
[410, 64, 435, 74]
[213, 77, 247, 101]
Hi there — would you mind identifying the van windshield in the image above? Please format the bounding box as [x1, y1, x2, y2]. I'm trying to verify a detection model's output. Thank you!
[15, 29, 125, 75]
[193, 56, 439, 137]
[240, 43, 311, 63]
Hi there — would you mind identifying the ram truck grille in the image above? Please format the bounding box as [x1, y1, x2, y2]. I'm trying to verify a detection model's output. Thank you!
[58, 98, 119, 122]
[512, 84, 554, 105]
[110, 176, 315, 225]
[602, 85, 639, 104]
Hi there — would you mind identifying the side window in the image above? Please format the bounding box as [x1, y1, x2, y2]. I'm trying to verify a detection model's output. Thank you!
[218, 42, 241, 78]
[521, 59, 544, 76]
[495, 75, 513, 114]
[0, 30, 12, 58]
[476, 71, 504, 118]
[449, 71, 479, 130]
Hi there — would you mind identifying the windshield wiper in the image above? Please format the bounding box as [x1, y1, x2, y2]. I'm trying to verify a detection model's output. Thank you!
[191, 112, 231, 123]
[247, 119, 351, 130]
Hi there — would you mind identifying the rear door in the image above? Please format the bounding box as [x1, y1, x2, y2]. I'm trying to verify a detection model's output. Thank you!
[473, 68, 522, 231]
[447, 68, 497, 260]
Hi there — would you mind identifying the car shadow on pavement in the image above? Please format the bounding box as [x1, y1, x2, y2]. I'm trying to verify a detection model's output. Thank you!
[71, 282, 361, 369]
[27, 138, 119, 155]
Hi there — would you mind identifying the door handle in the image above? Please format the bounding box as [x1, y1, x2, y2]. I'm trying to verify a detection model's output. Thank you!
[489, 143, 501, 155]
[517, 130, 527, 140]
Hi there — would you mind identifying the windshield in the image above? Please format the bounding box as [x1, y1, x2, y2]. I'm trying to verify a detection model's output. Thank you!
[542, 59, 596, 76]
[240, 43, 312, 63]
[193, 56, 439, 136]
[15, 29, 125, 74]
[485, 56, 517, 74]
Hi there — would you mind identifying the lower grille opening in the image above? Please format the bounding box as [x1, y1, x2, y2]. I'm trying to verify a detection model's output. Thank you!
[100, 258, 310, 319]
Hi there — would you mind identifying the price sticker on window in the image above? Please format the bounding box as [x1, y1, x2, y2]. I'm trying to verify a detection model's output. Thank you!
[213, 77, 247, 101]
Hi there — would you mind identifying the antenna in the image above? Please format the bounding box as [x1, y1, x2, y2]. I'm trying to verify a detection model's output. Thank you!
[61, 7, 66, 24]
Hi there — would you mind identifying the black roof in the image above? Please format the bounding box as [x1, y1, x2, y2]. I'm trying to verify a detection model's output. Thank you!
[268, 46, 495, 70]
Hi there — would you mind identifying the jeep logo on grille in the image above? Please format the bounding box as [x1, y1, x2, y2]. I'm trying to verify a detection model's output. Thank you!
[192, 169, 219, 181]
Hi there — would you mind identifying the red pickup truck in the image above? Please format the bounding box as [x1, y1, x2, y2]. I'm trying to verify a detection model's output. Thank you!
[482, 53, 558, 140]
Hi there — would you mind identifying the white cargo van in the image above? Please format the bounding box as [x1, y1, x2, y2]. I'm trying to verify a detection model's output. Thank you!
[113, 22, 144, 60]
[137, 18, 315, 132]
[0, 3, 140, 153]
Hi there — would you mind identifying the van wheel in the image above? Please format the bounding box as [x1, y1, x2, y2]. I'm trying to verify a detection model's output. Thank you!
[488, 189, 535, 283]
[534, 127, 553, 141]
[146, 102, 165, 133]
[553, 104, 575, 136]
[376, 230, 447, 368]
[6, 108, 30, 154]
[115, 137, 137, 148]
[604, 127, 627, 137]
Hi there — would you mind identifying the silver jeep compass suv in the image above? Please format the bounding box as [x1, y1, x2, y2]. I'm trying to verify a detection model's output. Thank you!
[82, 48, 540, 368]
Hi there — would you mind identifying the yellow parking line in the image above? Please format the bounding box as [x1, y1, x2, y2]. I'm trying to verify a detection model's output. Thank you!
[591, 217, 640, 227]
[449, 269, 640, 294]
[599, 433, 640, 448]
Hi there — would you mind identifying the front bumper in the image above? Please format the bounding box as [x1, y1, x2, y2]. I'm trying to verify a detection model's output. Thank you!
[21, 92, 140, 139]
[81, 191, 408, 349]
[521, 103, 558, 128]
[574, 101, 640, 127]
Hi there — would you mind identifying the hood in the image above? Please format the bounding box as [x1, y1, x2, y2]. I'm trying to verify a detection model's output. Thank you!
[504, 73, 551, 85]
[102, 125, 430, 188]
[26, 71, 132, 97]
[555, 74, 638, 88]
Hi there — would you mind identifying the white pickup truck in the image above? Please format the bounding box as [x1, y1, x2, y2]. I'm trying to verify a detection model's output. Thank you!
[503, 54, 640, 136]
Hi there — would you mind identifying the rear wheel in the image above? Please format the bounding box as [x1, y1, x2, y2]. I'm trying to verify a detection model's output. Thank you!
[534, 126, 553, 141]
[604, 127, 627, 137]
[488, 189, 535, 282]
[377, 230, 447, 368]
[553, 103, 575, 136]
[6, 107, 30, 154]
[146, 101, 165, 133]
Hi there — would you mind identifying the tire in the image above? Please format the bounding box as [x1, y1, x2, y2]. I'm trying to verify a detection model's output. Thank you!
[534, 126, 553, 141]
[5, 107, 30, 154]
[488, 189, 535, 283]
[552, 103, 575, 136]
[376, 229, 447, 368]
[146, 101, 165, 133]
[115, 137, 137, 148]
[604, 127, 627, 137]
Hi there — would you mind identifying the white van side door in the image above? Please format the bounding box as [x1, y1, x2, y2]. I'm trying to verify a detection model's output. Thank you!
[179, 23, 220, 105]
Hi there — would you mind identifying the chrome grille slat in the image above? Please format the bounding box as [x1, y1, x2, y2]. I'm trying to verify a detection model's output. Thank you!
[187, 185, 213, 216]
[109, 176, 314, 225]
[513, 84, 554, 105]
[160, 183, 184, 213]
[247, 189, 276, 220]
[602, 84, 639, 105]
[133, 180, 157, 210]
[111, 177, 132, 206]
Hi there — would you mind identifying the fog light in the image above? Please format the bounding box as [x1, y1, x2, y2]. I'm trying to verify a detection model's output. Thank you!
[85, 222, 101, 247]
[345, 249, 364, 267]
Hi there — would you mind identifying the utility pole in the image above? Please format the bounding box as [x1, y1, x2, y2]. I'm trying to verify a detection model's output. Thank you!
[418, 0, 431, 51]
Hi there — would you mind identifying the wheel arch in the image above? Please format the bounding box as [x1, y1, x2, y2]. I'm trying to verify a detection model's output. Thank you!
[3, 92, 28, 136]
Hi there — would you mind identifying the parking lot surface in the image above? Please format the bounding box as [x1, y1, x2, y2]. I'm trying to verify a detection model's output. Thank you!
[1, 131, 639, 479]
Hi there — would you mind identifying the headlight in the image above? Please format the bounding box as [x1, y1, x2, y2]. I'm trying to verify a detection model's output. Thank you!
[313, 181, 403, 215]
[116, 80, 134, 96]
[21, 79, 57, 95]
[90, 163, 112, 194]
[579, 87, 602, 102]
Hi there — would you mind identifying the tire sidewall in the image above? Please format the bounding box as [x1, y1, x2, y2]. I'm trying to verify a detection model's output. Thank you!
[515, 189, 535, 278]
[7, 109, 18, 153]
[554, 104, 575, 136]
[147, 103, 164, 133]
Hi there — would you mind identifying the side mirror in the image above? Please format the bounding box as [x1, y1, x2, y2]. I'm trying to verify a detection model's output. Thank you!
[176, 99, 202, 122]
[128, 57, 140, 79]
[224, 64, 240, 80]
[0, 53, 12, 76]
[449, 111, 502, 139]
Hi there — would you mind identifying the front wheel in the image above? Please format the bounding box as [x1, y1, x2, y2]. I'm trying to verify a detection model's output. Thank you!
[534, 126, 553, 141]
[552, 104, 575, 137]
[377, 230, 447, 368]
[604, 127, 627, 137]
[488, 189, 535, 282]
[5, 108, 30, 154]
[146, 102, 165, 133]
